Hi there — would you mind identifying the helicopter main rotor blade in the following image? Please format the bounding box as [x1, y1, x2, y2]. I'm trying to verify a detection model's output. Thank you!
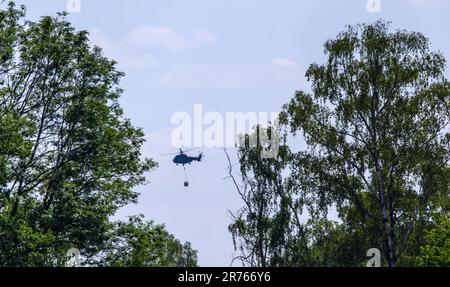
[159, 149, 197, 156]
[159, 147, 201, 156]
[159, 152, 180, 156]
[181, 148, 200, 153]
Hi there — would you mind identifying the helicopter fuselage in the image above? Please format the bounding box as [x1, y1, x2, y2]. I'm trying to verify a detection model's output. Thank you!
[173, 153, 202, 165]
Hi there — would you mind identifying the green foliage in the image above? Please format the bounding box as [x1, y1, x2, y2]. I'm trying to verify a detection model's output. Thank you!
[0, 1, 197, 266]
[95, 215, 198, 267]
[227, 128, 300, 267]
[416, 214, 450, 267]
[230, 21, 449, 267]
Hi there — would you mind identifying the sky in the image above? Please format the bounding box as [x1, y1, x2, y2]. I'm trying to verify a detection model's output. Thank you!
[14, 0, 450, 266]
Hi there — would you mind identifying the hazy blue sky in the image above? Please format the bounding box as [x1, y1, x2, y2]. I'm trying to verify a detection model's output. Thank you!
[16, 0, 450, 266]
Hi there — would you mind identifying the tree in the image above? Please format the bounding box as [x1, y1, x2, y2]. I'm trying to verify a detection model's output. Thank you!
[230, 21, 449, 267]
[92, 215, 198, 267]
[225, 139, 300, 267]
[226, 129, 320, 267]
[0, 1, 197, 266]
[416, 213, 450, 267]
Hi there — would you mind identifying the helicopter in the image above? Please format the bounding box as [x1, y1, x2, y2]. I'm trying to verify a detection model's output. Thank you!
[172, 149, 203, 166]
[162, 148, 203, 187]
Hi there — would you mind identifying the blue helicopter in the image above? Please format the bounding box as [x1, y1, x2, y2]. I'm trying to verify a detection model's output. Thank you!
[162, 148, 203, 187]
[172, 149, 203, 166]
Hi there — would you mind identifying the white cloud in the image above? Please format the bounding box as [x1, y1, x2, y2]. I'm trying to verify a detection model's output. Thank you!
[126, 26, 216, 51]
[270, 58, 298, 68]
[89, 27, 156, 70]
[120, 53, 156, 69]
[88, 26, 216, 70]
[127, 26, 191, 50]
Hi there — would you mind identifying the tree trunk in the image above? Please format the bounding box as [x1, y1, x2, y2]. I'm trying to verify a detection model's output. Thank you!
[374, 153, 396, 267]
